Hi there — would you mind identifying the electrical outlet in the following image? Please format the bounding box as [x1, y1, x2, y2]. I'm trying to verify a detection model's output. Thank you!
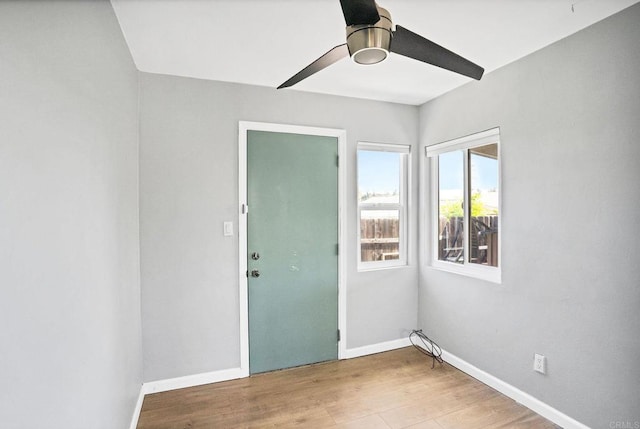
[533, 353, 546, 374]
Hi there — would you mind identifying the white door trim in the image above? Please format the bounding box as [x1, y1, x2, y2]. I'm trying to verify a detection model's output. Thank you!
[238, 121, 347, 376]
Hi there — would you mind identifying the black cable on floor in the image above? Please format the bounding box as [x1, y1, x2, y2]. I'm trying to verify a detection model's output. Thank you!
[409, 329, 444, 369]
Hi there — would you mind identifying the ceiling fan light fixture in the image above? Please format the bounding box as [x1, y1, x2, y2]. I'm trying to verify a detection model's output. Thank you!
[346, 5, 392, 65]
[352, 46, 388, 65]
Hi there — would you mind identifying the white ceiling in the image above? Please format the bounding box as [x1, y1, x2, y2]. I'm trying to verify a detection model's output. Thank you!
[111, 0, 639, 105]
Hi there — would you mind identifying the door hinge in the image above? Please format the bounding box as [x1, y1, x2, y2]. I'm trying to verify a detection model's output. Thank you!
[336, 155, 339, 167]
[336, 243, 339, 255]
[337, 329, 341, 342]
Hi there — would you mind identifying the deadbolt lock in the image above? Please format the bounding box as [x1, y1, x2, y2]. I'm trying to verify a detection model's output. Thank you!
[251, 252, 260, 260]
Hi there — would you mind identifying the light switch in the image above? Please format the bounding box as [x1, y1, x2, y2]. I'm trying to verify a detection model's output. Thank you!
[223, 221, 233, 236]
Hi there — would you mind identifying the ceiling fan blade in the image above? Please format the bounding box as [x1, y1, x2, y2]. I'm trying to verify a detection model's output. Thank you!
[278, 44, 350, 89]
[339, 0, 380, 26]
[390, 25, 484, 80]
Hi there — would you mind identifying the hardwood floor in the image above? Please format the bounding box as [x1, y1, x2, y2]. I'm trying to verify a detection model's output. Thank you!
[137, 347, 560, 429]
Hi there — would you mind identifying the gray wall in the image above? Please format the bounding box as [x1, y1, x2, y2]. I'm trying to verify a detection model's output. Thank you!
[418, 3, 640, 427]
[139, 73, 419, 381]
[0, 1, 142, 428]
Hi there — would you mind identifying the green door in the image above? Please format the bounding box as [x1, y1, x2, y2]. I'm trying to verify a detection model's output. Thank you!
[247, 130, 338, 374]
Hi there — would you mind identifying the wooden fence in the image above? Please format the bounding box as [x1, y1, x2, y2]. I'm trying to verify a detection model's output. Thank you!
[360, 218, 400, 262]
[438, 215, 498, 266]
[361, 215, 499, 265]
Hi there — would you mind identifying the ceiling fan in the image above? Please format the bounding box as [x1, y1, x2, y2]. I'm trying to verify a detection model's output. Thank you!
[278, 0, 484, 89]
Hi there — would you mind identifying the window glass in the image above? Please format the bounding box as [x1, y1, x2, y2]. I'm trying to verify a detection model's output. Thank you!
[469, 144, 499, 267]
[358, 150, 400, 204]
[357, 144, 409, 269]
[438, 151, 464, 264]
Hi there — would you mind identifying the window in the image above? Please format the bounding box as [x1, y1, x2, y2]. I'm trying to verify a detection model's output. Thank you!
[426, 128, 500, 282]
[357, 143, 410, 270]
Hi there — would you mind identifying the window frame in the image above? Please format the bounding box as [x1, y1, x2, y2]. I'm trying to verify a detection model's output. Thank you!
[357, 142, 410, 271]
[426, 128, 501, 283]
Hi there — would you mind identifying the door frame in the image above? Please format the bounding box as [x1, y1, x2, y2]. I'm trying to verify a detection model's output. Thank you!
[238, 121, 347, 376]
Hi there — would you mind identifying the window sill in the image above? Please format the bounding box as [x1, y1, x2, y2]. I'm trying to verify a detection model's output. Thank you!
[358, 261, 409, 272]
[429, 260, 501, 284]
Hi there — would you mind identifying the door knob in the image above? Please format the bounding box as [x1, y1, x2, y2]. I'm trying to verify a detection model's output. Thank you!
[251, 269, 260, 278]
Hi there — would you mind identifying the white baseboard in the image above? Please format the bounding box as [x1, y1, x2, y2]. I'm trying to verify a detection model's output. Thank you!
[142, 367, 246, 395]
[137, 338, 410, 399]
[128, 386, 145, 429]
[441, 349, 590, 429]
[129, 344, 589, 429]
[343, 337, 412, 359]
